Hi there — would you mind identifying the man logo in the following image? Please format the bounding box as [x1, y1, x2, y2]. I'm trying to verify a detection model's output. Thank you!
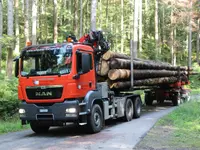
[35, 91, 52, 97]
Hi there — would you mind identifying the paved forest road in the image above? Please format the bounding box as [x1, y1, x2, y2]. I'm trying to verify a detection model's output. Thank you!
[0, 104, 176, 150]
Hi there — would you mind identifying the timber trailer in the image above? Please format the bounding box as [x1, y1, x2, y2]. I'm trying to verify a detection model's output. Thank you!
[14, 31, 190, 133]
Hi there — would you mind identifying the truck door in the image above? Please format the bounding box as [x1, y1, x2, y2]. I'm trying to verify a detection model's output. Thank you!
[75, 50, 96, 97]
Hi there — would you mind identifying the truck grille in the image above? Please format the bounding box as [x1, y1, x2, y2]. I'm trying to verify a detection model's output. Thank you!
[26, 85, 63, 100]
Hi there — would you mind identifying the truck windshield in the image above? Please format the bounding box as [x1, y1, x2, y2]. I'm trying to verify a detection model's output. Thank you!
[21, 45, 72, 76]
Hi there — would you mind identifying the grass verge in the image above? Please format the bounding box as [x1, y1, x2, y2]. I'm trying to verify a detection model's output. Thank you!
[158, 101, 200, 148]
[0, 114, 29, 135]
[191, 88, 200, 95]
[135, 101, 200, 150]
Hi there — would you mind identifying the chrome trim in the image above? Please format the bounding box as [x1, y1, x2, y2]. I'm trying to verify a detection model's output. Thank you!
[26, 85, 63, 89]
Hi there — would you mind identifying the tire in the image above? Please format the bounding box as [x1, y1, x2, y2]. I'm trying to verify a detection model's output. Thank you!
[145, 93, 153, 106]
[123, 98, 134, 121]
[172, 93, 181, 106]
[133, 97, 142, 118]
[87, 104, 103, 133]
[30, 121, 50, 134]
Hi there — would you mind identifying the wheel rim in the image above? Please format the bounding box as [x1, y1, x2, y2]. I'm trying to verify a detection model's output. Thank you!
[127, 100, 133, 118]
[94, 111, 101, 127]
[136, 100, 141, 114]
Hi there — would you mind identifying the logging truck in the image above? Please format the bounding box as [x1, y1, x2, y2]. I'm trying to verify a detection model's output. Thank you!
[14, 31, 190, 134]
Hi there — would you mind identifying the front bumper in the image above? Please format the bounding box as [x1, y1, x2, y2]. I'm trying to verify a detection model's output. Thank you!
[19, 100, 79, 122]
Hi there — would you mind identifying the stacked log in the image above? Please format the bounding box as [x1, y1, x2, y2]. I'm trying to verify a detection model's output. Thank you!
[97, 51, 189, 89]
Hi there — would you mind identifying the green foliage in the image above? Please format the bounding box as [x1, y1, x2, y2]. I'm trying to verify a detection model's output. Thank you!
[0, 75, 18, 120]
[159, 101, 200, 127]
[0, 114, 29, 134]
[187, 63, 200, 90]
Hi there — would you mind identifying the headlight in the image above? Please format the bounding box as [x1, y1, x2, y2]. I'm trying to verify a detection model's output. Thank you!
[19, 109, 25, 114]
[66, 108, 76, 113]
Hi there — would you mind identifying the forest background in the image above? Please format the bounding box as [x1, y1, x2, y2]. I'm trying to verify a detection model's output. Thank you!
[0, 0, 200, 119]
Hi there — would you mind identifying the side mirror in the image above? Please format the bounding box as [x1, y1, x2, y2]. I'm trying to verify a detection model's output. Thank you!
[82, 53, 91, 74]
[14, 57, 19, 78]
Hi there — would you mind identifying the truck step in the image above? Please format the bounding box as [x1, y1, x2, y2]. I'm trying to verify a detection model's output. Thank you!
[79, 103, 86, 106]
[79, 112, 87, 115]
[79, 122, 87, 126]
[108, 104, 117, 109]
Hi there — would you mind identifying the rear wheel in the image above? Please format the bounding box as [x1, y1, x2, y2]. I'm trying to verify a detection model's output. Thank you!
[145, 92, 153, 106]
[30, 121, 50, 134]
[172, 93, 181, 106]
[133, 97, 142, 118]
[87, 104, 103, 133]
[123, 98, 134, 121]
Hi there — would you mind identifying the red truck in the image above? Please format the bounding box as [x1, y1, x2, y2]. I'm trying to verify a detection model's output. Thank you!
[14, 31, 189, 134]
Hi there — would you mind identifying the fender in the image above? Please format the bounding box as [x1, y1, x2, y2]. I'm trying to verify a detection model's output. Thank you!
[83, 90, 102, 113]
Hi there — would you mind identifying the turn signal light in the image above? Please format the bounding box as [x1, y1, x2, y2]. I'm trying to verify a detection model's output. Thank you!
[26, 41, 32, 46]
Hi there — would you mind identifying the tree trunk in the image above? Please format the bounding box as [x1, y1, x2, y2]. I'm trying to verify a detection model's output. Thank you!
[24, 0, 30, 44]
[138, 0, 142, 52]
[45, 0, 48, 43]
[0, 0, 2, 73]
[173, 28, 176, 66]
[120, 0, 124, 53]
[108, 69, 185, 81]
[161, 6, 165, 49]
[103, 51, 130, 60]
[110, 58, 187, 71]
[110, 77, 179, 89]
[53, 0, 58, 43]
[188, 0, 192, 68]
[133, 0, 139, 58]
[99, 0, 102, 29]
[6, 0, 14, 79]
[170, 8, 174, 65]
[155, 0, 159, 56]
[14, 0, 19, 54]
[79, 0, 83, 38]
[197, 19, 199, 64]
[73, 0, 78, 35]
[106, 0, 109, 28]
[32, 0, 37, 45]
[91, 0, 97, 30]
[97, 59, 109, 76]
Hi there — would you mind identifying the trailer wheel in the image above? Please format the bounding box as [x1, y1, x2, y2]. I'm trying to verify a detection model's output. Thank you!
[145, 93, 153, 106]
[172, 93, 181, 106]
[87, 104, 103, 133]
[30, 121, 50, 134]
[123, 98, 134, 121]
[133, 97, 142, 118]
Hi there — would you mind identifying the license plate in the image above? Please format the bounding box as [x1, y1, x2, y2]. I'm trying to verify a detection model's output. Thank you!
[39, 109, 48, 113]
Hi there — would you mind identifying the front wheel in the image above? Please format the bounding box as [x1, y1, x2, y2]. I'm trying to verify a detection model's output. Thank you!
[30, 121, 50, 134]
[87, 104, 103, 133]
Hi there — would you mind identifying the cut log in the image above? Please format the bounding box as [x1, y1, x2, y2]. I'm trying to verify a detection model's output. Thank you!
[97, 59, 109, 76]
[110, 58, 187, 71]
[108, 69, 186, 80]
[108, 69, 130, 80]
[102, 51, 130, 60]
[103, 51, 172, 67]
[109, 77, 179, 89]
